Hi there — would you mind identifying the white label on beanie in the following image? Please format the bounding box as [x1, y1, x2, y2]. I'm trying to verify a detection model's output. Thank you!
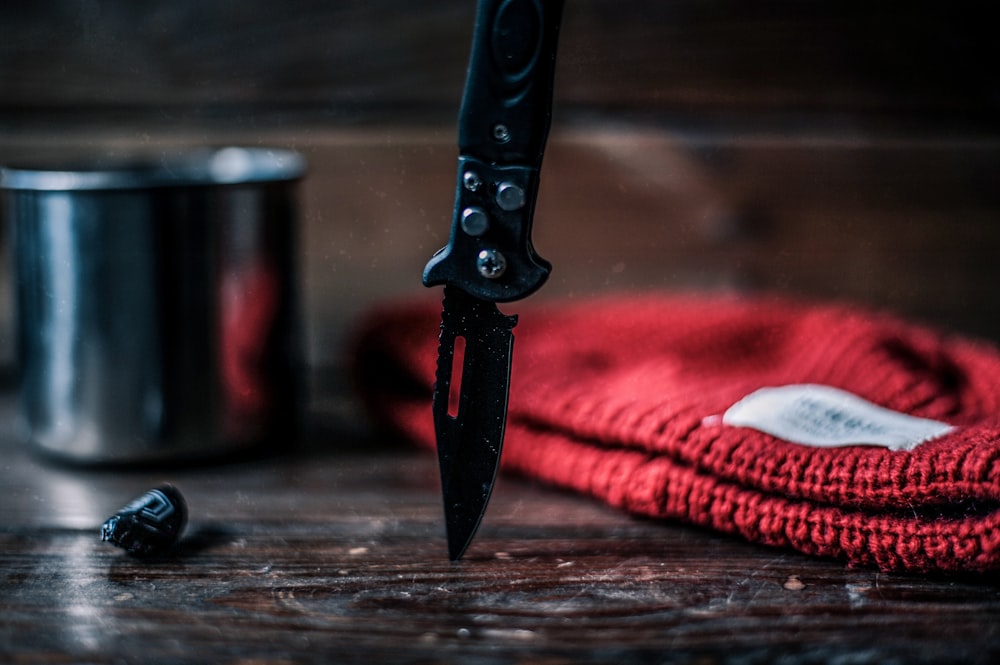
[722, 384, 955, 451]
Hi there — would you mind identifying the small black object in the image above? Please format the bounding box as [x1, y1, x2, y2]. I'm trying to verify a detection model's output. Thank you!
[101, 484, 188, 557]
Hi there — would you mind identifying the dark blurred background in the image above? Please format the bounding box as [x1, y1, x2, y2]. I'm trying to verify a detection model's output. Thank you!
[2, 0, 999, 371]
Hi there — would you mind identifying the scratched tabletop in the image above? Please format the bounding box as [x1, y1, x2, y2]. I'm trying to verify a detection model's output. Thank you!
[2, 389, 1000, 665]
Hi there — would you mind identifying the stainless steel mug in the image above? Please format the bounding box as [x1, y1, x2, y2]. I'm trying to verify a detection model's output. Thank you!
[1, 147, 305, 464]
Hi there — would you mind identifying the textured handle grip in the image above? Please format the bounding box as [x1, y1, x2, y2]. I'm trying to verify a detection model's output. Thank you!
[458, 0, 565, 165]
[424, 0, 563, 302]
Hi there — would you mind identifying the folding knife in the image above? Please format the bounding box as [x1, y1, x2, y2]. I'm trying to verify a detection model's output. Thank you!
[423, 0, 565, 560]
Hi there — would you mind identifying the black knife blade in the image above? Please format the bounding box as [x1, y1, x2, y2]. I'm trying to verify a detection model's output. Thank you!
[432, 285, 516, 560]
[423, 0, 564, 560]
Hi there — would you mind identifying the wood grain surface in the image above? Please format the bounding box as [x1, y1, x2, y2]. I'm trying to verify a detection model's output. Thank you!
[2, 0, 996, 123]
[3, 0, 1000, 369]
[2, 393, 1000, 664]
[5, 124, 999, 368]
[3, 4, 1000, 662]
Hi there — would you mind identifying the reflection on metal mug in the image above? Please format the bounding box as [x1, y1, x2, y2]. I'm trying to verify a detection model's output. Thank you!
[1, 147, 305, 465]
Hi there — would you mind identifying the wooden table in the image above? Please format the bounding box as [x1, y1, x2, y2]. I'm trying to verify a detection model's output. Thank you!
[3, 384, 1000, 664]
[4, 2, 1000, 659]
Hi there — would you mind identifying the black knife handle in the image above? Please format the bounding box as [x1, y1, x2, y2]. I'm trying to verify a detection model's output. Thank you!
[423, 0, 564, 303]
[458, 0, 564, 164]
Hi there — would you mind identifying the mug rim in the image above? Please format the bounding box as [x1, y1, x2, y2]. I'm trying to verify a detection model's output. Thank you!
[0, 146, 305, 192]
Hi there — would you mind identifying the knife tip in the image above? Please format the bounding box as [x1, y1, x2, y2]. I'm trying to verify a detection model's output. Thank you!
[447, 536, 471, 562]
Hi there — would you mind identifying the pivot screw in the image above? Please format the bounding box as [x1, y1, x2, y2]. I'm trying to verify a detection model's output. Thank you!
[476, 248, 507, 279]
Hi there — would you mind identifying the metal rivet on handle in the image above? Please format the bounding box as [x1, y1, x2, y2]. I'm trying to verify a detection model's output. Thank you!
[463, 171, 483, 192]
[461, 207, 490, 237]
[495, 181, 526, 211]
[476, 248, 507, 279]
[492, 124, 511, 143]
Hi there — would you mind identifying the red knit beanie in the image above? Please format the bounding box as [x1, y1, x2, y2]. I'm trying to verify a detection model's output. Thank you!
[352, 292, 1000, 573]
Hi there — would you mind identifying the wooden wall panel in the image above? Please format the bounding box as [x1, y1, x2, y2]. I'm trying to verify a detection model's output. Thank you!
[2, 1, 996, 121]
[2, 0, 998, 368]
